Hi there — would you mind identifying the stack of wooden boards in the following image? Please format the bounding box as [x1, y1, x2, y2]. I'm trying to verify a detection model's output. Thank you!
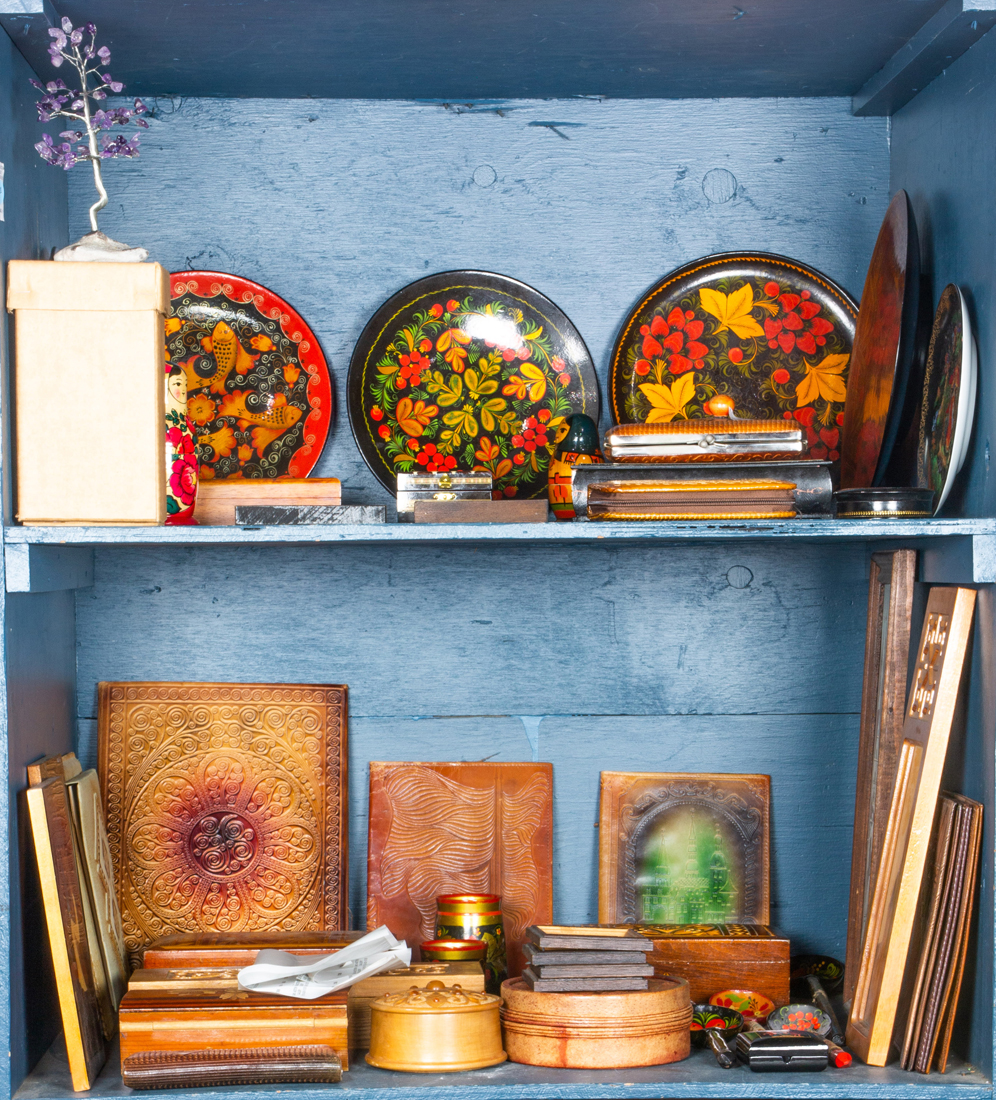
[522, 926, 654, 991]
[899, 793, 983, 1074]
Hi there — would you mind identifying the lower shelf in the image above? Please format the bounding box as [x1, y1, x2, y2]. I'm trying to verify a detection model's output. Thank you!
[16, 1037, 992, 1100]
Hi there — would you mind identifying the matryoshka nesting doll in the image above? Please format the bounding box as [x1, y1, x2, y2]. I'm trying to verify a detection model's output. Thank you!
[164, 364, 198, 524]
[548, 413, 604, 520]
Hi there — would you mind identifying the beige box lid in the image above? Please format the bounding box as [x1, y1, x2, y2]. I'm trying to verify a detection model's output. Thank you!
[7, 260, 169, 312]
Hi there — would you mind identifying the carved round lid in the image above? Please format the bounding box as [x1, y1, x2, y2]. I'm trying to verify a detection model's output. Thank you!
[372, 981, 499, 1014]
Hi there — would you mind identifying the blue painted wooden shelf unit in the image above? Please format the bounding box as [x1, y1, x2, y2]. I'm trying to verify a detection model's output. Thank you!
[0, 3, 994, 1100]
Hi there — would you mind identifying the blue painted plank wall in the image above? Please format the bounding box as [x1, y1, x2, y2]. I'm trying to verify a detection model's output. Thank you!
[890, 24, 996, 1076]
[69, 96, 889, 508]
[891, 24, 996, 521]
[0, 23, 70, 1097]
[74, 540, 866, 958]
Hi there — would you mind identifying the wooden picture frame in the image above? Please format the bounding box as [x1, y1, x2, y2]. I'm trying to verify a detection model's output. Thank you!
[66, 770, 129, 1016]
[844, 549, 917, 1004]
[846, 586, 976, 1066]
[99, 682, 348, 964]
[27, 778, 107, 1091]
[598, 772, 770, 926]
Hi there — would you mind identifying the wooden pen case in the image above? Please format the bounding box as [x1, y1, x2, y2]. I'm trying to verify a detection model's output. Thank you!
[119, 985, 349, 1071]
[142, 930, 364, 969]
[606, 924, 790, 1006]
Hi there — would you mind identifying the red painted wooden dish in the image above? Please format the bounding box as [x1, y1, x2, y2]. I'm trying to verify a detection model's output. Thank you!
[609, 252, 857, 464]
[168, 272, 333, 480]
[839, 190, 922, 488]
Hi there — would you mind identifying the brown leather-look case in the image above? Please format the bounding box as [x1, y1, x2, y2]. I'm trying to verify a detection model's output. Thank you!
[605, 923, 790, 1006]
[367, 762, 553, 977]
[98, 683, 348, 966]
[122, 1046, 342, 1089]
[119, 984, 349, 1071]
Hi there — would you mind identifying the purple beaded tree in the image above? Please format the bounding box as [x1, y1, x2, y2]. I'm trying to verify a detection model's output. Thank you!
[32, 17, 149, 257]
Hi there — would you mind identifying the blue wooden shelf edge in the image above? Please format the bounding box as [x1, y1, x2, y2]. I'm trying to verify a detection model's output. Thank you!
[5, 518, 996, 546]
[13, 1041, 993, 1100]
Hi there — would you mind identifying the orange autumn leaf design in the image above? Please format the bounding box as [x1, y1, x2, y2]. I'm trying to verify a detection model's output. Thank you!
[165, 316, 182, 336]
[699, 284, 765, 340]
[501, 362, 547, 402]
[638, 372, 696, 423]
[436, 327, 472, 369]
[475, 436, 501, 463]
[395, 397, 439, 436]
[795, 352, 849, 407]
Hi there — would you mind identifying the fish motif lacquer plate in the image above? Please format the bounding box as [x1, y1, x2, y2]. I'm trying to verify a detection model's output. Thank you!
[347, 271, 599, 498]
[167, 273, 333, 480]
[610, 253, 858, 462]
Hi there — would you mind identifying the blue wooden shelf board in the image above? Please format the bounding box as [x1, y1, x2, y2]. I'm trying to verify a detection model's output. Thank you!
[5, 518, 996, 546]
[14, 1041, 992, 1100]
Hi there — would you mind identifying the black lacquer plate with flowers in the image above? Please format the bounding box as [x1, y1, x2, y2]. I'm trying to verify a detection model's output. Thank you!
[347, 271, 600, 498]
[610, 253, 858, 462]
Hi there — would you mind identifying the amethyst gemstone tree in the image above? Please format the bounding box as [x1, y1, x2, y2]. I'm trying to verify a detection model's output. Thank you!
[33, 17, 150, 261]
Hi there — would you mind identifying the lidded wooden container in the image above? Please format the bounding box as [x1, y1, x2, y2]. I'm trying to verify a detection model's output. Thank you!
[500, 976, 692, 1068]
[366, 981, 505, 1072]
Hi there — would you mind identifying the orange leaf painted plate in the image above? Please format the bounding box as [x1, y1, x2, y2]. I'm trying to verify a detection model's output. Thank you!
[348, 271, 599, 498]
[168, 272, 333, 480]
[610, 253, 857, 463]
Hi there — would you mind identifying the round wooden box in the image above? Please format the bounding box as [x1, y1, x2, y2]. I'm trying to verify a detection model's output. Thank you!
[500, 977, 692, 1069]
[366, 981, 506, 1073]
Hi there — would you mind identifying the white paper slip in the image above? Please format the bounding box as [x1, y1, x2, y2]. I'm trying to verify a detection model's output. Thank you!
[237, 925, 411, 1000]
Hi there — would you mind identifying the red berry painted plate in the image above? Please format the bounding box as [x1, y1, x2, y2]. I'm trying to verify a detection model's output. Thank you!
[347, 271, 599, 498]
[610, 253, 858, 462]
[168, 272, 333, 480]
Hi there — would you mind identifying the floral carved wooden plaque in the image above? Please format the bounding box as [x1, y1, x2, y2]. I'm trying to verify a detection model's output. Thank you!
[367, 762, 553, 976]
[598, 772, 770, 927]
[99, 683, 348, 965]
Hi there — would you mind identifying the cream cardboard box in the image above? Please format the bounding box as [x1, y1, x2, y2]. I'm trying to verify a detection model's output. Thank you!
[7, 260, 169, 524]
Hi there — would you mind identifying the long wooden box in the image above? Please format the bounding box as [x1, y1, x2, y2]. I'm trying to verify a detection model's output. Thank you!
[606, 924, 790, 1005]
[142, 931, 364, 969]
[196, 479, 341, 525]
[119, 985, 349, 1071]
[7, 260, 169, 525]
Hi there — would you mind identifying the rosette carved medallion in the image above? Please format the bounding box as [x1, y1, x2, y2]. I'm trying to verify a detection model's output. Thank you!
[99, 683, 347, 964]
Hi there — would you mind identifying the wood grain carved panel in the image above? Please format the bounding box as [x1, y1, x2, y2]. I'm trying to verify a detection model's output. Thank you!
[367, 762, 553, 976]
[99, 683, 347, 965]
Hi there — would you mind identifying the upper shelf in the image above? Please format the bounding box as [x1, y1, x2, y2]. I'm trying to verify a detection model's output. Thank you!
[1, 0, 994, 110]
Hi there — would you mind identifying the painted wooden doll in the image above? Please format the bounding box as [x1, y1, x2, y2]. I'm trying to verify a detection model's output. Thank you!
[548, 413, 603, 520]
[164, 364, 198, 524]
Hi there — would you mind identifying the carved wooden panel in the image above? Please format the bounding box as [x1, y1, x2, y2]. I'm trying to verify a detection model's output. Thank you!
[99, 683, 347, 965]
[598, 772, 770, 926]
[367, 762, 553, 976]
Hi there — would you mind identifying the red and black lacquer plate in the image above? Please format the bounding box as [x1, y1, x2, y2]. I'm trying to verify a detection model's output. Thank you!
[610, 252, 858, 463]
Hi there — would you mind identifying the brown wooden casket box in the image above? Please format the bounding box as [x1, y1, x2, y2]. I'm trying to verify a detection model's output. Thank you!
[606, 924, 790, 1005]
[500, 976, 691, 1069]
[119, 984, 349, 1071]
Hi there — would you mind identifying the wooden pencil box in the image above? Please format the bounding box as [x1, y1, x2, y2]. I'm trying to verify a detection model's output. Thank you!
[142, 931, 364, 969]
[119, 984, 349, 1071]
[195, 478, 341, 525]
[608, 924, 790, 1006]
